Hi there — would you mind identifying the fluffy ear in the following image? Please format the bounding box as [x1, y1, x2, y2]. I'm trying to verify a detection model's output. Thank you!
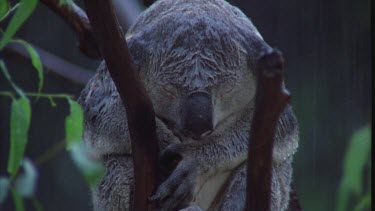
[241, 30, 271, 70]
[126, 34, 148, 68]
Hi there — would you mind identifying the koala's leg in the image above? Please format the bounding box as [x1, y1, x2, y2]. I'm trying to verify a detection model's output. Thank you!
[92, 154, 134, 211]
[210, 158, 293, 211]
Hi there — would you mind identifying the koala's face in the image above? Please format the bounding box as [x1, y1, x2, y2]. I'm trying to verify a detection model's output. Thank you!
[144, 61, 256, 141]
[136, 31, 257, 141]
[127, 0, 266, 140]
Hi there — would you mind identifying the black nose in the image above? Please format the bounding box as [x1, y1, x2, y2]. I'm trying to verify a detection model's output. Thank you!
[182, 92, 213, 139]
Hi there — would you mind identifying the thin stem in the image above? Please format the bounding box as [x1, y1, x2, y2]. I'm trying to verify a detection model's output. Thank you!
[35, 140, 66, 166]
[0, 91, 73, 99]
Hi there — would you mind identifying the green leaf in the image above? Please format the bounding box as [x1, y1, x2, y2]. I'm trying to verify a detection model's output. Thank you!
[15, 159, 38, 197]
[70, 143, 104, 187]
[0, 3, 20, 22]
[65, 99, 83, 150]
[31, 197, 43, 211]
[0, 0, 38, 50]
[48, 96, 57, 107]
[336, 125, 371, 211]
[12, 40, 43, 93]
[0, 177, 10, 204]
[0, 1, 10, 20]
[353, 192, 371, 211]
[0, 60, 26, 98]
[7, 97, 32, 177]
[11, 189, 25, 211]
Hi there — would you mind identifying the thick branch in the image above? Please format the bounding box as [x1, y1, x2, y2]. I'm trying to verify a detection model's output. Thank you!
[40, 0, 101, 59]
[246, 49, 290, 211]
[287, 184, 303, 211]
[83, 1, 159, 211]
[142, 0, 156, 7]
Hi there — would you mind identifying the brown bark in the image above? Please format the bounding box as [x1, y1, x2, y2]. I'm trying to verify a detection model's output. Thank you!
[287, 184, 303, 211]
[40, 0, 101, 59]
[142, 0, 156, 7]
[246, 49, 290, 211]
[83, 1, 159, 211]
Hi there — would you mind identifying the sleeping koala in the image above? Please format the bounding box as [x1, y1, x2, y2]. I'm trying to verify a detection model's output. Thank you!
[78, 0, 299, 210]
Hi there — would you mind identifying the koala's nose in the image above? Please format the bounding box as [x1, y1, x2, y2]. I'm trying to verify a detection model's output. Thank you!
[182, 92, 213, 139]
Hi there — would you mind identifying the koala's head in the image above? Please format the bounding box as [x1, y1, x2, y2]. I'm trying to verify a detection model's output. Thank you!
[127, 0, 270, 140]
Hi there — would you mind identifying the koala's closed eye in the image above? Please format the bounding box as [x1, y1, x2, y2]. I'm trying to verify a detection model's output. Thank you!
[221, 83, 235, 95]
[162, 85, 178, 98]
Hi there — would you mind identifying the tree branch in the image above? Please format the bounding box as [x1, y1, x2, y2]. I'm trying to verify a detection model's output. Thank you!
[5, 43, 93, 86]
[83, 1, 159, 210]
[246, 49, 290, 211]
[40, 0, 144, 59]
[142, 0, 156, 7]
[40, 0, 101, 59]
[287, 184, 303, 211]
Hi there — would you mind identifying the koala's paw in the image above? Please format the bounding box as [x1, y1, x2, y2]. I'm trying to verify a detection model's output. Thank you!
[149, 143, 205, 210]
[178, 203, 202, 211]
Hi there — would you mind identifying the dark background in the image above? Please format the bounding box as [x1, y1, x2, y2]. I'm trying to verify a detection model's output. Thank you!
[0, 0, 371, 210]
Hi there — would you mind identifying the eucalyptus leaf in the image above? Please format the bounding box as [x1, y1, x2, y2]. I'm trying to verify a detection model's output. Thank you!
[0, 0, 10, 20]
[0, 177, 10, 204]
[353, 192, 371, 211]
[0, 3, 20, 22]
[0, 60, 26, 98]
[32, 197, 43, 211]
[65, 99, 83, 150]
[336, 125, 371, 211]
[12, 39, 44, 93]
[7, 97, 31, 177]
[70, 143, 105, 187]
[11, 189, 25, 211]
[15, 159, 38, 197]
[0, 0, 38, 50]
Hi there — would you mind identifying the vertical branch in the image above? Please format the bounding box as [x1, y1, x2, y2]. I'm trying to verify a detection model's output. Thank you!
[287, 184, 303, 211]
[83, 1, 159, 211]
[142, 0, 156, 7]
[246, 49, 290, 211]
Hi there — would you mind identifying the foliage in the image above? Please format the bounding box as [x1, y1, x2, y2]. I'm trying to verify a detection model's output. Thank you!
[0, 0, 103, 210]
[336, 126, 371, 211]
[65, 99, 84, 150]
[0, 0, 38, 50]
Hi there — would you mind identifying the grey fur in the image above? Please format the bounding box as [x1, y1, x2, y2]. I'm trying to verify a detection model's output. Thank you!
[78, 0, 299, 210]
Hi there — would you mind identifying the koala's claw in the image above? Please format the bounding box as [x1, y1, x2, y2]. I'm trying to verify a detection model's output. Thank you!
[178, 203, 203, 211]
[151, 144, 201, 210]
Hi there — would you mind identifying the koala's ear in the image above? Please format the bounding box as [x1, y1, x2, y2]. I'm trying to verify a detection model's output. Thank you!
[126, 34, 148, 68]
[239, 29, 271, 70]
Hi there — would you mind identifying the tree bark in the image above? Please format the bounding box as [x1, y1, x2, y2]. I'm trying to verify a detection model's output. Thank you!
[83, 1, 159, 210]
[246, 49, 290, 211]
[40, 0, 101, 59]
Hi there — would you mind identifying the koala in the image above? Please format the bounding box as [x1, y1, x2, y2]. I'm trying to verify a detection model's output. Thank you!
[78, 0, 299, 210]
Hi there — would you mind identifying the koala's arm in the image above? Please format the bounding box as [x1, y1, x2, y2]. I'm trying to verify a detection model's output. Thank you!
[209, 157, 293, 211]
[206, 105, 298, 174]
[78, 63, 181, 210]
[204, 106, 298, 211]
[154, 105, 298, 209]
[78, 62, 130, 156]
